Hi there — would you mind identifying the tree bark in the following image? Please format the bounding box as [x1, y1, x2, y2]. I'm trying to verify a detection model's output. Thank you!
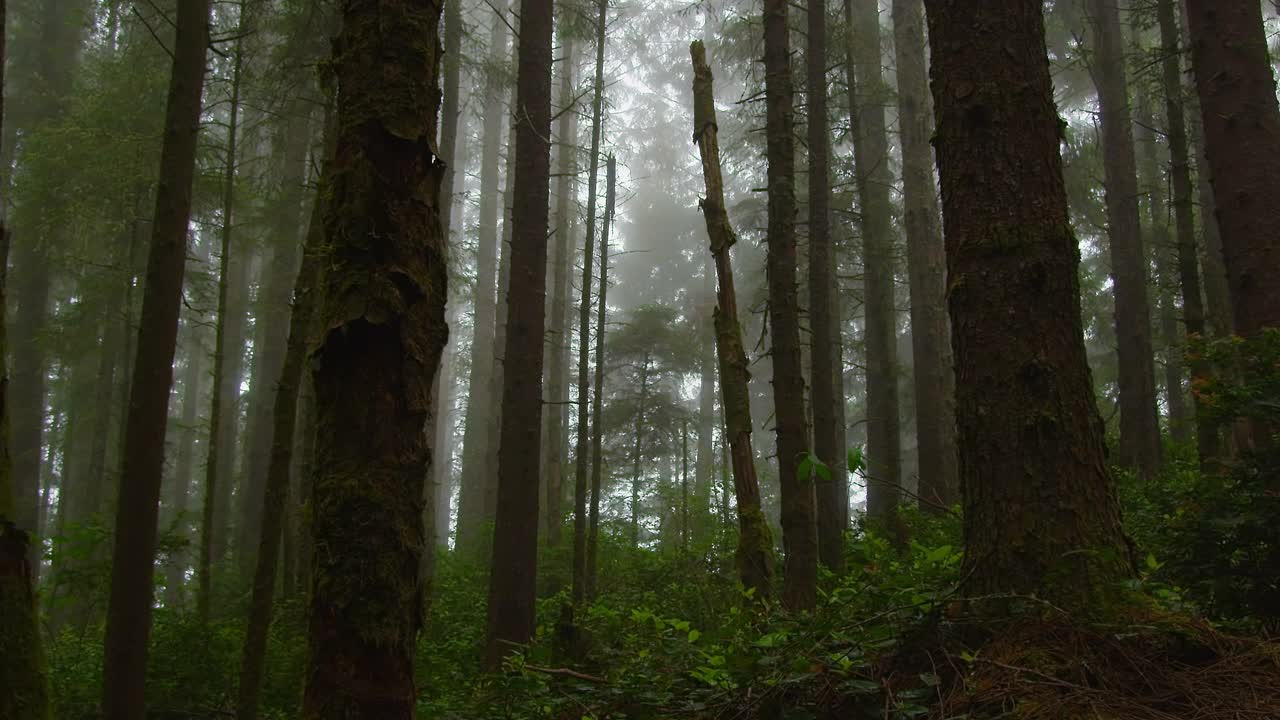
[894, 0, 956, 511]
[1086, 0, 1162, 477]
[485, 0, 553, 668]
[923, 0, 1135, 609]
[1185, 1, 1280, 337]
[101, 0, 213, 716]
[163, 322, 204, 609]
[763, 0, 816, 610]
[846, 0, 902, 522]
[299, 0, 449, 713]
[690, 40, 776, 598]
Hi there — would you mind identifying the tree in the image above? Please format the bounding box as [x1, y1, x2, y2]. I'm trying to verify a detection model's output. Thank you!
[1085, 0, 1161, 477]
[808, 0, 846, 573]
[846, 0, 902, 522]
[0, 0, 52, 708]
[456, 4, 509, 553]
[298, 0, 449, 713]
[101, 0, 214, 716]
[1184, 1, 1280, 338]
[236, 106, 329, 720]
[922, 0, 1135, 607]
[585, 154, 614, 597]
[764, 0, 816, 611]
[690, 39, 776, 598]
[485, 0, 554, 667]
[893, 0, 957, 511]
[573, 0, 609, 609]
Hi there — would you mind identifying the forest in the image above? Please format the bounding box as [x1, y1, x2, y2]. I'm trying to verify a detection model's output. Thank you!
[1, 0, 1279, 717]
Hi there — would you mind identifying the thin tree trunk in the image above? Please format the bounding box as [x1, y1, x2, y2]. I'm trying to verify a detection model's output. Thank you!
[1157, 0, 1219, 469]
[847, 0, 902, 524]
[298, 0, 448, 712]
[101, 0, 214, 715]
[237, 112, 330, 720]
[923, 0, 1135, 609]
[690, 40, 776, 598]
[809, 0, 845, 573]
[456, 5, 508, 553]
[585, 154, 614, 599]
[164, 324, 204, 609]
[485, 0, 553, 668]
[894, 0, 957, 511]
[695, 261, 716, 497]
[1086, 0, 1162, 477]
[681, 419, 689, 552]
[543, 32, 575, 558]
[198, 22, 247, 622]
[630, 353, 651, 547]
[572, 0, 608, 609]
[236, 103, 313, 578]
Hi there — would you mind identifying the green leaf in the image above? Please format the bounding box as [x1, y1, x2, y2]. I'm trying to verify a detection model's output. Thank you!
[688, 629, 701, 642]
[847, 448, 865, 474]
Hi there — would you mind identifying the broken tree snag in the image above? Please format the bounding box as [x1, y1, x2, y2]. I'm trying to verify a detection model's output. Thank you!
[689, 40, 776, 601]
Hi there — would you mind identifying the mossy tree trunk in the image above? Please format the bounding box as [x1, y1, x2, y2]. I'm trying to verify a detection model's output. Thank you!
[299, 0, 449, 714]
[101, 0, 214, 715]
[485, 0, 554, 668]
[690, 41, 776, 598]
[923, 0, 1135, 610]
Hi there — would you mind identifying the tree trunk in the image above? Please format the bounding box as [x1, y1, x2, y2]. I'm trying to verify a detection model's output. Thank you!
[1157, 0, 1219, 469]
[690, 40, 776, 598]
[808, 0, 845, 574]
[299, 0, 449, 712]
[485, 0, 553, 668]
[585, 155, 613, 598]
[236, 102, 313, 578]
[237, 111, 329, 720]
[923, 0, 1135, 609]
[164, 323, 204, 609]
[101, 0, 213, 716]
[696, 262, 716, 498]
[894, 0, 957, 511]
[456, 5, 508, 553]
[0, 8, 52, 705]
[572, 0, 608, 609]
[1185, 1, 1280, 337]
[630, 352, 651, 547]
[543, 32, 575, 558]
[766, 0, 817, 611]
[1086, 0, 1162, 477]
[198, 23, 247, 622]
[1129, 33, 1188, 445]
[847, 0, 902, 523]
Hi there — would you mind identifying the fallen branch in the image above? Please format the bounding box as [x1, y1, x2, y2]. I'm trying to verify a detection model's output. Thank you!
[524, 664, 607, 683]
